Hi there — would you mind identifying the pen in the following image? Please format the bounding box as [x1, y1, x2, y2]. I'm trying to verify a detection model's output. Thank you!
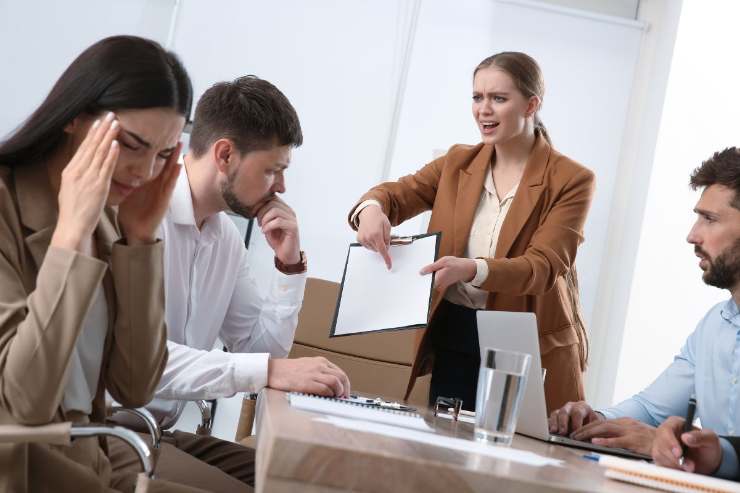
[678, 395, 697, 466]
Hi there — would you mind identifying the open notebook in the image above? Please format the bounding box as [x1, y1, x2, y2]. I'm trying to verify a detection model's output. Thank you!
[599, 456, 740, 493]
[287, 393, 432, 431]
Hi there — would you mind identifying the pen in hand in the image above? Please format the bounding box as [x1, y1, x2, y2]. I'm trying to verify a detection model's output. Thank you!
[678, 395, 697, 466]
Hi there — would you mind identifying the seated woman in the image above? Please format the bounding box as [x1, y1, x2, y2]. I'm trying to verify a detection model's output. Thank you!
[0, 36, 242, 492]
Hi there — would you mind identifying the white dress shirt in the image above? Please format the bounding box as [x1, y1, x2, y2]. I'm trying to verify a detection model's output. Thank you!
[148, 166, 306, 424]
[352, 166, 518, 309]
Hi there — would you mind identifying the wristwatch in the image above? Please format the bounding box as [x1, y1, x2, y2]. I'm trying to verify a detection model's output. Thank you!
[274, 251, 307, 275]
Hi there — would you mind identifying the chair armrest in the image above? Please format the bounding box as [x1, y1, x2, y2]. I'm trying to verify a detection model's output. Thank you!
[109, 406, 162, 449]
[194, 400, 213, 436]
[0, 422, 154, 478]
[0, 422, 73, 446]
[72, 424, 154, 478]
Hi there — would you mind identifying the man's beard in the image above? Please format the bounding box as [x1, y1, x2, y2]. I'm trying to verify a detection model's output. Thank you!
[697, 237, 740, 290]
[220, 170, 272, 220]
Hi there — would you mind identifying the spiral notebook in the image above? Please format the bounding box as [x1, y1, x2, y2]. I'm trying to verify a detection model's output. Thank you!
[287, 393, 432, 431]
[599, 455, 740, 493]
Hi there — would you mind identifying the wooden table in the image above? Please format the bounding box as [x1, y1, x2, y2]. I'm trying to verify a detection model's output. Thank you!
[254, 389, 652, 492]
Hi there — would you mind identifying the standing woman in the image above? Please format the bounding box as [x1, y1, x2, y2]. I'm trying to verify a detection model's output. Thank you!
[0, 36, 199, 492]
[349, 52, 594, 413]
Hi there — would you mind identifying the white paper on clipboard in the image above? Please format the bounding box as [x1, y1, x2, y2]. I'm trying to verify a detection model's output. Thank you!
[330, 232, 440, 337]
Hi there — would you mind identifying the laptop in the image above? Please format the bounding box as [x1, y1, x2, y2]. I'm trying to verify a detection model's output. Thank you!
[476, 311, 651, 461]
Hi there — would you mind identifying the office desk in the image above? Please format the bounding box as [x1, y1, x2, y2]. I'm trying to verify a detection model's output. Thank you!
[254, 389, 652, 492]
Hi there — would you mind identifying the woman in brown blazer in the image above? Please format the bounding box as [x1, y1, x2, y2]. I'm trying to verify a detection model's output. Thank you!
[349, 52, 595, 414]
[0, 36, 204, 492]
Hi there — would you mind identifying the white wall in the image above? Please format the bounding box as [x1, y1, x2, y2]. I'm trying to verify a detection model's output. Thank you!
[0, 0, 174, 138]
[540, 0, 639, 18]
[585, 0, 684, 407]
[612, 0, 739, 404]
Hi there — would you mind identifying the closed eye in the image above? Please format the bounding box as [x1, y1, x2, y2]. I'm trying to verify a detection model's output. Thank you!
[120, 141, 141, 152]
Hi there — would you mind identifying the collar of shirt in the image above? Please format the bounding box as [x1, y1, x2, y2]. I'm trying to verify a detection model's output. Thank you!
[484, 167, 519, 204]
[169, 162, 223, 245]
[721, 298, 740, 327]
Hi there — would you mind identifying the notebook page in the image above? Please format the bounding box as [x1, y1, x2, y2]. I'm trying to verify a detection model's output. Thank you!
[600, 455, 740, 493]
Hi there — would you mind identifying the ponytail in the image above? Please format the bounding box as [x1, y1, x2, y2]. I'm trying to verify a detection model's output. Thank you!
[534, 114, 551, 145]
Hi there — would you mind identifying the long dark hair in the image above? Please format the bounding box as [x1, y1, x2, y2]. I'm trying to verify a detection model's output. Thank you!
[474, 52, 551, 145]
[0, 35, 193, 166]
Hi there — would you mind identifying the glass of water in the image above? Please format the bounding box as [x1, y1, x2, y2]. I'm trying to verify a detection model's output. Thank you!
[474, 347, 531, 446]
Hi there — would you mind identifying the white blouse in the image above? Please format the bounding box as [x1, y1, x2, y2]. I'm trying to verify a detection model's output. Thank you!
[445, 167, 519, 309]
[62, 284, 107, 414]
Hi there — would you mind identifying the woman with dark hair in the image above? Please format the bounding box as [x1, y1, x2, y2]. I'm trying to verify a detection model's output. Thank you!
[0, 35, 232, 492]
[348, 52, 595, 415]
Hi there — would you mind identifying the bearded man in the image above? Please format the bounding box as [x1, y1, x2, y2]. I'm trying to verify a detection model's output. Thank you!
[110, 76, 350, 492]
[547, 147, 740, 468]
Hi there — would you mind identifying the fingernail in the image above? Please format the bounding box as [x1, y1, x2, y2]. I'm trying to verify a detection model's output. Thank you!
[92, 119, 101, 128]
[111, 140, 118, 148]
[111, 120, 119, 129]
[105, 111, 115, 121]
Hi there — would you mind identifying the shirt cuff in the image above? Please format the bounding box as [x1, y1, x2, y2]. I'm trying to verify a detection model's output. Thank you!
[715, 437, 740, 480]
[231, 352, 270, 393]
[469, 258, 489, 287]
[350, 199, 383, 227]
[595, 408, 618, 420]
[274, 269, 307, 301]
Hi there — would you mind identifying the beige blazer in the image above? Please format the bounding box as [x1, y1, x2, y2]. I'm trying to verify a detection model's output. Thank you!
[0, 161, 168, 492]
[349, 135, 595, 412]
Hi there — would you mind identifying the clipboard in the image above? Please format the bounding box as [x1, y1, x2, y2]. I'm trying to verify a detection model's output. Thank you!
[329, 232, 441, 337]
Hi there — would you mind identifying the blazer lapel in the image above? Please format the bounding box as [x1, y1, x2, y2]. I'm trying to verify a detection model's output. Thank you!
[95, 209, 118, 265]
[494, 135, 551, 259]
[453, 145, 493, 257]
[14, 161, 58, 271]
[96, 209, 119, 359]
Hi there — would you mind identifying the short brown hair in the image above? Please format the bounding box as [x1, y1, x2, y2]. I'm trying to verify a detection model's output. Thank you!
[690, 147, 740, 210]
[473, 52, 550, 144]
[189, 75, 302, 158]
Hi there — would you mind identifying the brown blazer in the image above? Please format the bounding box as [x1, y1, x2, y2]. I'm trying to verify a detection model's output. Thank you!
[0, 161, 168, 492]
[349, 135, 595, 412]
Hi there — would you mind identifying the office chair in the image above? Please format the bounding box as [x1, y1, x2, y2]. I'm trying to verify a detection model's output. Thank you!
[0, 421, 154, 492]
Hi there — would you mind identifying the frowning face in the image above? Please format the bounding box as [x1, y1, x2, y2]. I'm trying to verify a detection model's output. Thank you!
[68, 107, 185, 206]
[472, 67, 538, 146]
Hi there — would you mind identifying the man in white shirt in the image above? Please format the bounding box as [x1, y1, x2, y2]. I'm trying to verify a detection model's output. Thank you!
[112, 76, 350, 492]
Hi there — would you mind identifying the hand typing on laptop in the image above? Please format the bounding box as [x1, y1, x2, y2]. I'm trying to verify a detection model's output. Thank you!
[549, 401, 656, 455]
[570, 417, 657, 456]
[548, 400, 603, 435]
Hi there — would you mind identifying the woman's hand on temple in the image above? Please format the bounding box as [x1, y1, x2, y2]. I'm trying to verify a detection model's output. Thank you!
[51, 112, 120, 252]
[118, 142, 182, 245]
